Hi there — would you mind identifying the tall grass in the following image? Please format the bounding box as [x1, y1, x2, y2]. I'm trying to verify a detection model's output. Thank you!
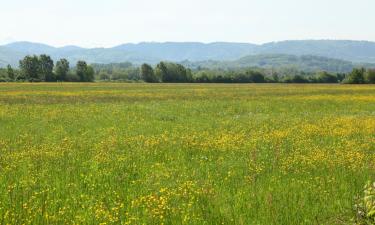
[0, 83, 374, 224]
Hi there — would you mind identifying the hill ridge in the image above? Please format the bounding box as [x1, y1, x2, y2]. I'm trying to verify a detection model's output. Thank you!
[1, 40, 375, 69]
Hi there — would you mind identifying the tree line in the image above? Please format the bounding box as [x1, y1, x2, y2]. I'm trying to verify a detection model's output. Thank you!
[1, 55, 374, 84]
[90, 61, 375, 84]
[138, 63, 375, 84]
[0, 55, 94, 82]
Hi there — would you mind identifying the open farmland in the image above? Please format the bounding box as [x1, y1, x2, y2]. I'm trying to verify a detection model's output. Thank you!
[0, 83, 374, 224]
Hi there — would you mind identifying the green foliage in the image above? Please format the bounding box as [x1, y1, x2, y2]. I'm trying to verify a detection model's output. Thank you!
[17, 55, 94, 82]
[65, 72, 80, 82]
[76, 61, 94, 82]
[156, 62, 192, 83]
[6, 65, 15, 81]
[39, 54, 55, 81]
[245, 70, 265, 83]
[19, 55, 41, 81]
[92, 62, 133, 72]
[316, 71, 338, 83]
[76, 61, 88, 81]
[141, 63, 158, 83]
[365, 69, 375, 84]
[93, 62, 140, 82]
[155, 62, 168, 81]
[125, 67, 141, 81]
[86, 66, 95, 82]
[0, 68, 8, 82]
[344, 68, 366, 84]
[99, 72, 110, 81]
[55, 59, 70, 81]
[9, 54, 375, 84]
[283, 75, 309, 83]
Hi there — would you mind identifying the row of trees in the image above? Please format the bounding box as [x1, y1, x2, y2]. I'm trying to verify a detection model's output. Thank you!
[1, 58, 374, 84]
[94, 62, 194, 83]
[0, 55, 94, 82]
[343, 68, 375, 84]
[141, 62, 193, 83]
[138, 62, 374, 84]
[94, 62, 141, 81]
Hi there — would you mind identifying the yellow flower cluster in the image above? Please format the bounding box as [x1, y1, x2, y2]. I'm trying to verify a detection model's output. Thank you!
[0, 83, 373, 224]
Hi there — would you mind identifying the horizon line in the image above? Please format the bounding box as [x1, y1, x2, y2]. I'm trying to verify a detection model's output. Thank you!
[1, 38, 374, 49]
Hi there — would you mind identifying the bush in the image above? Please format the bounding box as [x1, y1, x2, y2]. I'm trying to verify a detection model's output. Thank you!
[28, 78, 42, 82]
[283, 75, 309, 83]
[0, 77, 9, 82]
[316, 71, 338, 83]
[65, 73, 80, 82]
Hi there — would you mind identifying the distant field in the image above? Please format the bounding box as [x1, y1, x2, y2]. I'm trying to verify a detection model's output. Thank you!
[0, 83, 374, 224]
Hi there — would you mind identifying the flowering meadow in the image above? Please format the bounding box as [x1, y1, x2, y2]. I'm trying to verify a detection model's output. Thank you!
[0, 83, 374, 224]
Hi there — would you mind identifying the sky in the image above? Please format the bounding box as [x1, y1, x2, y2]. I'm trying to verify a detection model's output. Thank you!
[0, 0, 374, 48]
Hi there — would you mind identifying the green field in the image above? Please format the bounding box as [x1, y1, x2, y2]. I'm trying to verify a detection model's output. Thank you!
[0, 83, 374, 224]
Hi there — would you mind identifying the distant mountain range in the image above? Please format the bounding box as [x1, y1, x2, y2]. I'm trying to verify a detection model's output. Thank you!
[182, 54, 364, 73]
[1, 40, 375, 72]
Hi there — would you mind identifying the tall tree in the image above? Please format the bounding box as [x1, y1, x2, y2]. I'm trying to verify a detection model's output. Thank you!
[55, 59, 70, 81]
[76, 61, 94, 82]
[141, 63, 157, 82]
[345, 68, 366, 84]
[76, 61, 88, 82]
[19, 55, 40, 81]
[155, 62, 191, 83]
[86, 65, 95, 82]
[155, 62, 169, 82]
[6, 65, 15, 81]
[39, 54, 54, 81]
[365, 69, 375, 84]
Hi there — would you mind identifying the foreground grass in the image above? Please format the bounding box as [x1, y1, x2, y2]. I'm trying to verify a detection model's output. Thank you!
[0, 83, 374, 224]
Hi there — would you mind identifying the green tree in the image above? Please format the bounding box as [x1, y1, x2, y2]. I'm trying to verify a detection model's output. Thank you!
[155, 62, 191, 83]
[345, 68, 366, 84]
[155, 62, 169, 82]
[39, 54, 55, 81]
[316, 71, 338, 83]
[76, 61, 94, 82]
[186, 68, 193, 82]
[141, 63, 157, 82]
[55, 59, 70, 81]
[86, 66, 95, 82]
[246, 70, 265, 83]
[6, 65, 15, 81]
[365, 69, 375, 84]
[126, 67, 141, 81]
[284, 75, 309, 83]
[272, 73, 280, 83]
[99, 72, 110, 81]
[65, 71, 80, 82]
[175, 64, 192, 82]
[19, 55, 40, 81]
[0, 69, 7, 82]
[76, 61, 87, 81]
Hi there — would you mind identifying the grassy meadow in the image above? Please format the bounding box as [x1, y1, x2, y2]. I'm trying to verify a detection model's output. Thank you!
[0, 83, 374, 224]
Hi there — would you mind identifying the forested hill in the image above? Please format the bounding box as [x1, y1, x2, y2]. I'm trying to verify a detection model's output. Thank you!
[182, 54, 363, 73]
[1, 40, 375, 68]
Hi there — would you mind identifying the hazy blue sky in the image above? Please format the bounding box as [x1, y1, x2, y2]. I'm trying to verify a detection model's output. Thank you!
[1, 0, 374, 47]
